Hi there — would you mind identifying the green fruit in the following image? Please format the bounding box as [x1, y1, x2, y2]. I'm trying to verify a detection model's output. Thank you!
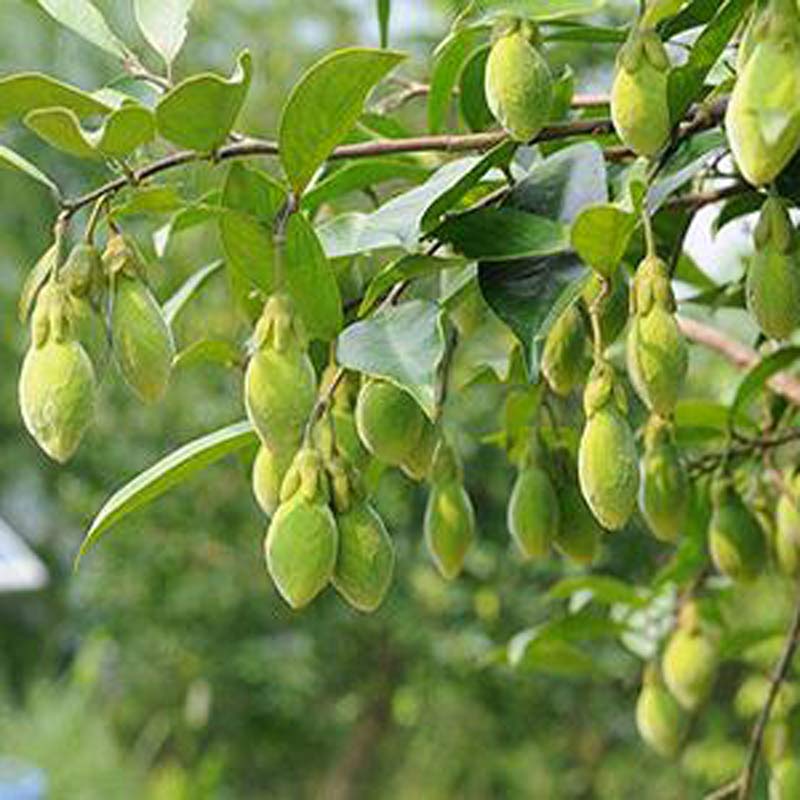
[636, 665, 687, 758]
[578, 362, 639, 530]
[776, 479, 800, 576]
[62, 242, 104, 302]
[708, 479, 767, 582]
[541, 304, 591, 397]
[726, 1, 800, 186]
[763, 721, 792, 767]
[627, 256, 687, 415]
[611, 28, 671, 157]
[355, 379, 426, 468]
[19, 337, 96, 463]
[485, 20, 553, 142]
[252, 443, 294, 517]
[332, 502, 395, 613]
[69, 294, 109, 374]
[734, 674, 798, 720]
[554, 479, 602, 565]
[583, 273, 629, 349]
[662, 606, 718, 712]
[746, 196, 800, 340]
[639, 417, 689, 543]
[771, 759, 800, 800]
[111, 273, 175, 404]
[399, 418, 437, 482]
[507, 464, 560, 559]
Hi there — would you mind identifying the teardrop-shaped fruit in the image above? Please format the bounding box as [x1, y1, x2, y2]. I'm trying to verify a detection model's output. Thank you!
[746, 196, 800, 339]
[355, 379, 426, 467]
[424, 480, 475, 580]
[400, 418, 437, 481]
[639, 417, 689, 543]
[69, 294, 109, 374]
[662, 606, 718, 712]
[708, 479, 767, 582]
[333, 502, 395, 613]
[19, 337, 96, 463]
[578, 362, 639, 530]
[611, 28, 671, 157]
[734, 674, 798, 720]
[554, 479, 602, 565]
[776, 472, 800, 576]
[771, 758, 800, 800]
[62, 242, 104, 301]
[111, 273, 175, 403]
[485, 19, 553, 142]
[726, 1, 800, 186]
[541, 304, 591, 396]
[252, 443, 295, 517]
[636, 665, 688, 758]
[507, 464, 560, 559]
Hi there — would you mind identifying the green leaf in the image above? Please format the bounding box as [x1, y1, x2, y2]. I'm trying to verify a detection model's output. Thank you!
[278, 48, 406, 194]
[0, 73, 111, 127]
[479, 0, 608, 21]
[156, 50, 252, 151]
[730, 347, 800, 426]
[173, 339, 241, 370]
[284, 213, 343, 341]
[162, 260, 224, 326]
[336, 300, 446, 418]
[36, 0, 129, 59]
[570, 204, 636, 275]
[673, 399, 753, 445]
[360, 254, 466, 314]
[18, 243, 58, 323]
[221, 162, 287, 220]
[301, 159, 430, 215]
[660, 0, 721, 38]
[134, 0, 194, 65]
[459, 45, 493, 132]
[377, 0, 391, 48]
[642, 0, 689, 26]
[111, 186, 185, 219]
[542, 22, 627, 43]
[436, 207, 568, 261]
[77, 421, 257, 561]
[548, 576, 649, 608]
[218, 210, 274, 301]
[532, 271, 593, 350]
[154, 202, 221, 256]
[428, 26, 485, 134]
[25, 103, 156, 159]
[0, 144, 59, 196]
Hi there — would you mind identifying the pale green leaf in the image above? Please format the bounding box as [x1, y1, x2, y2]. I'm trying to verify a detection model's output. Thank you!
[134, 0, 194, 65]
[0, 144, 59, 196]
[36, 0, 129, 59]
[163, 260, 224, 325]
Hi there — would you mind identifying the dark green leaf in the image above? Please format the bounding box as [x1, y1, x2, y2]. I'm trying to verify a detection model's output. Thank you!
[548, 576, 648, 608]
[459, 45, 493, 132]
[730, 347, 800, 425]
[377, 0, 391, 48]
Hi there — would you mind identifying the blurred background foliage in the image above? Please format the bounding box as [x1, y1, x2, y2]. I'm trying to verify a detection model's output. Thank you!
[0, 1, 789, 797]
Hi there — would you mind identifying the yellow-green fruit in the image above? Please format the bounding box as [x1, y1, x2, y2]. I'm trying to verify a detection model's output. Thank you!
[507, 465, 560, 559]
[583, 274, 629, 348]
[636, 667, 688, 758]
[627, 256, 687, 415]
[62, 242, 104, 301]
[332, 407, 369, 470]
[726, 3, 800, 186]
[764, 721, 792, 767]
[252, 444, 294, 517]
[424, 480, 475, 580]
[485, 21, 553, 142]
[776, 476, 800, 576]
[400, 418, 437, 481]
[771, 759, 800, 800]
[746, 197, 800, 339]
[611, 29, 671, 157]
[662, 621, 718, 712]
[69, 294, 109, 374]
[111, 274, 175, 404]
[19, 338, 96, 463]
[541, 305, 590, 396]
[554, 480, 602, 565]
[639, 418, 689, 543]
[332, 502, 395, 613]
[709, 481, 767, 582]
[355, 379, 425, 467]
[734, 674, 798, 720]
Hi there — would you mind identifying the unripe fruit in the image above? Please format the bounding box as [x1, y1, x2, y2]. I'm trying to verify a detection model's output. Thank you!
[68, 294, 109, 375]
[485, 19, 553, 142]
[746, 196, 800, 340]
[611, 28, 671, 157]
[771, 758, 800, 800]
[776, 471, 800, 576]
[727, 0, 800, 186]
[636, 664, 687, 758]
[583, 273, 629, 349]
[708, 478, 767, 582]
[627, 255, 687, 415]
[662, 604, 718, 712]
[578, 362, 639, 530]
[264, 448, 337, 609]
[62, 242, 104, 304]
[424, 441, 475, 580]
[541, 304, 590, 397]
[355, 379, 426, 467]
[252, 443, 294, 517]
[245, 295, 317, 451]
[763, 721, 792, 767]
[734, 674, 798, 720]
[639, 417, 689, 543]
[400, 418, 437, 481]
[333, 502, 395, 613]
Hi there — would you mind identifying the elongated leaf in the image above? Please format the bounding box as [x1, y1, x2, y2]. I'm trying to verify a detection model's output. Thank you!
[730, 347, 800, 425]
[377, 0, 391, 47]
[78, 421, 258, 560]
[173, 339, 241, 370]
[112, 186, 185, 219]
[479, 0, 607, 21]
[0, 144, 59, 196]
[279, 48, 406, 194]
[459, 45, 493, 132]
[163, 260, 224, 325]
[284, 213, 343, 340]
[36, 0, 128, 59]
[18, 243, 58, 322]
[570, 203, 636, 275]
[428, 26, 485, 134]
[337, 300, 446, 418]
[157, 50, 252, 151]
[134, 0, 194, 65]
[0, 73, 111, 126]
[218, 210, 274, 297]
[221, 162, 287, 220]
[548, 576, 648, 608]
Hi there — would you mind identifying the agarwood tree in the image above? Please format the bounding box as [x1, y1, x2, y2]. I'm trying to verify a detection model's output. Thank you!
[6, 0, 800, 796]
